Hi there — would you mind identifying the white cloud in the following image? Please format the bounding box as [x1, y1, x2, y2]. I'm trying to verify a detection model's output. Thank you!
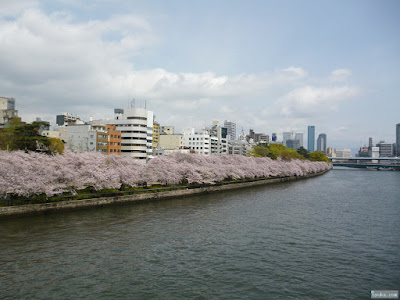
[277, 85, 360, 118]
[0, 7, 361, 137]
[330, 68, 352, 82]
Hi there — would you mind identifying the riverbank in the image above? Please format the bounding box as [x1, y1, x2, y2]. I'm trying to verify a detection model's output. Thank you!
[0, 170, 330, 218]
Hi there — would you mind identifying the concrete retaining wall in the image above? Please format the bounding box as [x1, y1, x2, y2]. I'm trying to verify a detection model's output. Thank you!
[0, 170, 329, 218]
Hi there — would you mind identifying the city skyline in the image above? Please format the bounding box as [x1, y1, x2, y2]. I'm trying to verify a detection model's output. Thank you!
[1, 0, 399, 148]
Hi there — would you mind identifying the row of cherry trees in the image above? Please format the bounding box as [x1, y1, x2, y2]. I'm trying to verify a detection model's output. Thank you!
[0, 150, 331, 197]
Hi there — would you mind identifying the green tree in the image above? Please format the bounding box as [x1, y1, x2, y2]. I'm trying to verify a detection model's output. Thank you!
[309, 151, 331, 163]
[249, 143, 306, 161]
[49, 138, 65, 154]
[0, 117, 22, 151]
[0, 119, 55, 153]
[297, 146, 310, 159]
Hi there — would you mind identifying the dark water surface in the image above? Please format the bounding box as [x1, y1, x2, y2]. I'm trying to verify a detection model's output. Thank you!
[1, 168, 399, 299]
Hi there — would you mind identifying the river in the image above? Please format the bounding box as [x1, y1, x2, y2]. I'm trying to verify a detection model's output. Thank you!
[0, 168, 399, 299]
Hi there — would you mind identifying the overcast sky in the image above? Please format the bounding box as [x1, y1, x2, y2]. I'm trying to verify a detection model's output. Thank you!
[1, 0, 399, 148]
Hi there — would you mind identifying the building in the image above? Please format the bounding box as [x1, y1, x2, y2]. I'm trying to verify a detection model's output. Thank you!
[326, 147, 335, 157]
[376, 141, 393, 157]
[317, 133, 327, 153]
[246, 129, 269, 144]
[161, 126, 174, 135]
[56, 113, 84, 126]
[67, 124, 121, 154]
[358, 146, 369, 157]
[396, 123, 400, 156]
[271, 133, 277, 142]
[0, 97, 18, 126]
[308, 126, 315, 152]
[182, 128, 210, 155]
[206, 123, 228, 155]
[67, 125, 97, 152]
[335, 148, 351, 158]
[368, 147, 380, 158]
[106, 125, 122, 155]
[159, 134, 184, 150]
[295, 132, 303, 148]
[108, 107, 153, 160]
[282, 132, 292, 147]
[228, 140, 247, 156]
[286, 139, 300, 150]
[153, 121, 160, 150]
[224, 120, 236, 140]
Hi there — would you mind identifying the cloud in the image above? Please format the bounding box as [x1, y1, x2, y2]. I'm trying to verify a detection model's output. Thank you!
[0, 6, 361, 136]
[275, 85, 360, 119]
[330, 68, 352, 82]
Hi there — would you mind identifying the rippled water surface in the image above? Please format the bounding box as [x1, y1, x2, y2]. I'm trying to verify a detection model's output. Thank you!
[1, 168, 399, 299]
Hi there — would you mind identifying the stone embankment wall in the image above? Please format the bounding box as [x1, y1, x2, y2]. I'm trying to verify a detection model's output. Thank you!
[0, 170, 329, 218]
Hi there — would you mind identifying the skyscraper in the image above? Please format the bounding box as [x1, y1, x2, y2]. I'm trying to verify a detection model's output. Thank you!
[307, 126, 315, 152]
[396, 123, 400, 156]
[317, 133, 327, 153]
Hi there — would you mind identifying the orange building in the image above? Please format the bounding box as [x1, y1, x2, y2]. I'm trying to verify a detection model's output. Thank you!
[106, 125, 121, 155]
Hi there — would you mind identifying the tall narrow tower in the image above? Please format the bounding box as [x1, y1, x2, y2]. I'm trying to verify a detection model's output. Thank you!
[308, 125, 315, 152]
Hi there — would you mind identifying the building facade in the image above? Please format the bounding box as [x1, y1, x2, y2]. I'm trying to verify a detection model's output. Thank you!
[376, 141, 393, 157]
[182, 128, 210, 155]
[317, 133, 327, 153]
[153, 121, 160, 150]
[159, 134, 184, 150]
[295, 132, 303, 148]
[108, 108, 153, 160]
[67, 125, 97, 152]
[56, 113, 84, 126]
[308, 126, 315, 152]
[228, 140, 247, 156]
[224, 120, 236, 140]
[396, 123, 400, 157]
[0, 97, 18, 126]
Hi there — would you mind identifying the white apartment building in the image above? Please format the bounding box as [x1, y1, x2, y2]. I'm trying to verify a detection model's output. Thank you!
[182, 128, 210, 155]
[206, 124, 228, 155]
[108, 108, 153, 160]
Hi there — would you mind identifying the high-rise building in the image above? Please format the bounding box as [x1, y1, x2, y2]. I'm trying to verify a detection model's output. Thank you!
[308, 126, 315, 152]
[396, 123, 400, 156]
[108, 107, 153, 160]
[317, 133, 327, 153]
[224, 120, 236, 140]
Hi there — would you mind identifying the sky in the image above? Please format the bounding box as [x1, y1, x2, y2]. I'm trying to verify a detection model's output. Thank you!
[0, 0, 399, 148]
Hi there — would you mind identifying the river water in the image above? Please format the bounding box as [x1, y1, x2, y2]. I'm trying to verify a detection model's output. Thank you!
[0, 168, 399, 299]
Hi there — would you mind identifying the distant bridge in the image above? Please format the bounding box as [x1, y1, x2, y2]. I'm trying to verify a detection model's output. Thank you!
[328, 157, 400, 169]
